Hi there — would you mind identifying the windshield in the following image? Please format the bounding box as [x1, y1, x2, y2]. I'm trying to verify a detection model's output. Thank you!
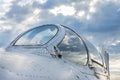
[14, 25, 58, 46]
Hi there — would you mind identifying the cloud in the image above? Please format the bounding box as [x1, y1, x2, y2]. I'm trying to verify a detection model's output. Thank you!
[49, 5, 76, 16]
[0, 30, 13, 47]
[0, 0, 120, 54]
[107, 42, 120, 54]
[5, 3, 31, 22]
[83, 1, 120, 32]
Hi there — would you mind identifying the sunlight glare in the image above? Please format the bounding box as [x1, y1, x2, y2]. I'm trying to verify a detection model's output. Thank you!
[49, 5, 76, 16]
[33, 8, 41, 15]
[89, 7, 96, 13]
[77, 11, 85, 17]
[86, 14, 91, 20]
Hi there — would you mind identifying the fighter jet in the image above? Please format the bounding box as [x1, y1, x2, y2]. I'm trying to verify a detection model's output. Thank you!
[0, 24, 110, 80]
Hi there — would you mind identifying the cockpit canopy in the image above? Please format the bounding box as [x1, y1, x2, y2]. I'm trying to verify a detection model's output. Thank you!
[7, 24, 102, 66]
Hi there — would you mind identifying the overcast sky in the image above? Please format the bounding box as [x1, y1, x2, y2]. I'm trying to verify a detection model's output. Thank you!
[0, 0, 120, 53]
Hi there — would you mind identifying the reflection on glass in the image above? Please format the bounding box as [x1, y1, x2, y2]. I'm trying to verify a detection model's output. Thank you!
[15, 25, 58, 45]
[58, 28, 87, 65]
[84, 39, 102, 64]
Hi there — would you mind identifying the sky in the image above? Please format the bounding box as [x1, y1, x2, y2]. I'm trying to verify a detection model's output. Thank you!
[0, 0, 120, 52]
[0, 0, 120, 79]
